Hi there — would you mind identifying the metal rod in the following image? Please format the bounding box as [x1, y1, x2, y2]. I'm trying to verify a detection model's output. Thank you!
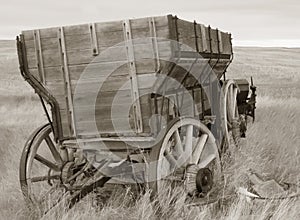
[39, 95, 54, 134]
[17, 35, 63, 142]
[194, 21, 199, 52]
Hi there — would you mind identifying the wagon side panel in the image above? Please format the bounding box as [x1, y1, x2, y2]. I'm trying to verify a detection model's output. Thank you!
[21, 15, 172, 139]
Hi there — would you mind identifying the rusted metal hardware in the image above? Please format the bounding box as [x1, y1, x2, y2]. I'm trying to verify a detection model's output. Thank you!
[236, 77, 257, 123]
[248, 77, 257, 121]
[89, 23, 99, 56]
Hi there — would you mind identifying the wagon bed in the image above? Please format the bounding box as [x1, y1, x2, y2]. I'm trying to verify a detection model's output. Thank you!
[18, 14, 232, 142]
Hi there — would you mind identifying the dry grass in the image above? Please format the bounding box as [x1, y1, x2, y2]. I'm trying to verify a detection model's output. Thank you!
[0, 41, 299, 219]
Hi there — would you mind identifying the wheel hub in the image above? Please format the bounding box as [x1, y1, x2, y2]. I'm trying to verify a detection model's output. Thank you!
[185, 164, 213, 196]
[196, 168, 213, 193]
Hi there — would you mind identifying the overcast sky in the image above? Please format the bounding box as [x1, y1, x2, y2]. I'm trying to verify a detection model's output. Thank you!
[1, 0, 299, 47]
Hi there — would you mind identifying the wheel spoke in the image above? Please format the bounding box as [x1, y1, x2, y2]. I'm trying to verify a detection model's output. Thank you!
[164, 151, 178, 169]
[45, 136, 63, 164]
[31, 175, 60, 183]
[227, 120, 232, 129]
[227, 85, 233, 116]
[192, 134, 208, 164]
[35, 154, 61, 172]
[173, 129, 184, 156]
[184, 125, 193, 163]
[229, 84, 233, 100]
[198, 154, 216, 169]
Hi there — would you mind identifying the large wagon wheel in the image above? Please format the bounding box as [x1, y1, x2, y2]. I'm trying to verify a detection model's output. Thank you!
[20, 124, 67, 215]
[222, 80, 240, 149]
[149, 117, 223, 206]
[19, 124, 91, 216]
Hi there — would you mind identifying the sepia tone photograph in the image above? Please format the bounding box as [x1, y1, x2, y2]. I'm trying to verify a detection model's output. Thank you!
[0, 0, 299, 219]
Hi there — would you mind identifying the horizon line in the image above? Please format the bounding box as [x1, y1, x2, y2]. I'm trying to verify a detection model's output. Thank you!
[0, 38, 299, 49]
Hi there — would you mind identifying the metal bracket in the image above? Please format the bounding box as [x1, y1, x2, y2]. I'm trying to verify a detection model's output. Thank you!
[89, 23, 99, 56]
[33, 30, 46, 84]
[123, 20, 143, 133]
[194, 21, 199, 52]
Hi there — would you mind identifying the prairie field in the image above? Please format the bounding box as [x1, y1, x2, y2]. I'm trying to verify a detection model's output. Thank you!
[0, 40, 299, 219]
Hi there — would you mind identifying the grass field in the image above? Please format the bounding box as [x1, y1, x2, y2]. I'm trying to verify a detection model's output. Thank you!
[0, 40, 299, 219]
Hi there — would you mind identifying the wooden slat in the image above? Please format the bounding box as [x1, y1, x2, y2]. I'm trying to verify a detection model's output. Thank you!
[220, 32, 232, 55]
[70, 74, 155, 94]
[22, 16, 170, 41]
[72, 88, 152, 108]
[29, 59, 170, 83]
[75, 116, 151, 135]
[33, 30, 45, 84]
[123, 19, 143, 133]
[209, 29, 219, 54]
[23, 23, 170, 54]
[26, 41, 172, 69]
[217, 29, 223, 54]
[177, 19, 197, 51]
[73, 99, 151, 121]
[199, 24, 208, 52]
[60, 110, 71, 137]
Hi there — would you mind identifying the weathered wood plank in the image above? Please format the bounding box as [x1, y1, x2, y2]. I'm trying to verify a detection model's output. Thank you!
[22, 16, 170, 41]
[220, 32, 232, 54]
[60, 109, 71, 137]
[72, 88, 152, 107]
[24, 28, 170, 54]
[26, 41, 172, 69]
[29, 60, 158, 83]
[75, 115, 151, 135]
[210, 29, 219, 54]
[70, 75, 155, 94]
[29, 59, 172, 84]
[23, 19, 170, 56]
[177, 19, 197, 51]
[73, 96, 150, 119]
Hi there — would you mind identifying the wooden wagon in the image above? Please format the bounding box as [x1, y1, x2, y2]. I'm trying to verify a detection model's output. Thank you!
[17, 14, 256, 213]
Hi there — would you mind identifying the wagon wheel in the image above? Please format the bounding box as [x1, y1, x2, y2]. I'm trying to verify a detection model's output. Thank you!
[222, 80, 241, 149]
[19, 124, 90, 216]
[149, 117, 223, 207]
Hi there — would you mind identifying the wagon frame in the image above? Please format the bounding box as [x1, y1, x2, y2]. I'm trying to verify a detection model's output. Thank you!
[16, 14, 256, 215]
